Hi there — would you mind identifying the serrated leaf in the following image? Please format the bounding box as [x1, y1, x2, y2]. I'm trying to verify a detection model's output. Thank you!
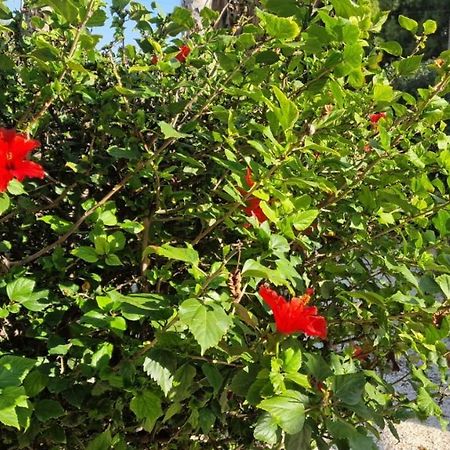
[130, 390, 162, 431]
[258, 391, 305, 434]
[0, 356, 35, 388]
[256, 10, 300, 41]
[143, 355, 174, 397]
[0, 386, 28, 429]
[417, 387, 441, 416]
[396, 55, 423, 76]
[179, 299, 232, 355]
[46, 0, 79, 23]
[254, 412, 279, 444]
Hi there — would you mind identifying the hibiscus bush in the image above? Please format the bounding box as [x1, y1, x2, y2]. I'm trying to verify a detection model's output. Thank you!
[1, 0, 450, 449]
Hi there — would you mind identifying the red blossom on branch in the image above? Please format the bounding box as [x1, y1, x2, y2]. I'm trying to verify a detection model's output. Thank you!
[176, 45, 191, 63]
[258, 284, 327, 339]
[151, 55, 158, 65]
[240, 167, 268, 225]
[369, 112, 386, 124]
[0, 128, 45, 192]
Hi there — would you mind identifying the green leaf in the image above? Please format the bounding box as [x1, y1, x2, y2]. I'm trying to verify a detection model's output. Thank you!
[292, 209, 319, 231]
[179, 299, 232, 355]
[23, 370, 48, 397]
[143, 353, 174, 397]
[398, 15, 418, 33]
[7, 179, 25, 195]
[0, 386, 28, 429]
[120, 220, 144, 234]
[241, 259, 286, 285]
[254, 412, 279, 444]
[417, 387, 441, 416]
[144, 243, 199, 265]
[282, 347, 302, 373]
[396, 55, 423, 76]
[0, 193, 10, 214]
[71, 246, 98, 263]
[112, 0, 130, 9]
[158, 121, 190, 139]
[171, 6, 195, 30]
[256, 10, 300, 41]
[105, 254, 122, 266]
[201, 364, 224, 395]
[130, 390, 162, 431]
[285, 427, 312, 450]
[327, 419, 377, 450]
[436, 274, 450, 298]
[258, 391, 305, 434]
[330, 0, 362, 18]
[86, 429, 112, 450]
[38, 215, 72, 234]
[46, 0, 79, 23]
[373, 84, 394, 103]
[379, 41, 402, 56]
[272, 86, 299, 132]
[0, 356, 35, 389]
[7, 278, 35, 302]
[333, 373, 365, 405]
[86, 9, 107, 27]
[423, 19, 437, 35]
[35, 399, 64, 422]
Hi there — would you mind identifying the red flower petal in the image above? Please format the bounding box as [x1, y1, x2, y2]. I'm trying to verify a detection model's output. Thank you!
[258, 284, 285, 311]
[0, 169, 13, 192]
[245, 167, 255, 188]
[11, 160, 45, 181]
[258, 285, 327, 339]
[176, 45, 191, 63]
[0, 128, 44, 192]
[369, 112, 386, 124]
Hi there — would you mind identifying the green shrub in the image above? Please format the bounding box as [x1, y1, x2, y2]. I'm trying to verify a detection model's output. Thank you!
[0, 0, 449, 448]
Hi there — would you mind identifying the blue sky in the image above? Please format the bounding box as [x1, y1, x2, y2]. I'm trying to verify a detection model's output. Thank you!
[5, 0, 181, 45]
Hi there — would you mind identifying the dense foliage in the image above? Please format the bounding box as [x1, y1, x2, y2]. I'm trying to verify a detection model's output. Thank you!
[1, 0, 450, 449]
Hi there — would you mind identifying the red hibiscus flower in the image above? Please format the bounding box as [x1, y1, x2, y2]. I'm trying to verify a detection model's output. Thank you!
[240, 167, 268, 225]
[369, 112, 386, 124]
[258, 284, 327, 339]
[0, 128, 45, 192]
[176, 45, 191, 63]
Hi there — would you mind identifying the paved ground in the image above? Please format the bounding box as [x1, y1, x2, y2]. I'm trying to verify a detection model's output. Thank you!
[379, 419, 450, 450]
[378, 362, 450, 450]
